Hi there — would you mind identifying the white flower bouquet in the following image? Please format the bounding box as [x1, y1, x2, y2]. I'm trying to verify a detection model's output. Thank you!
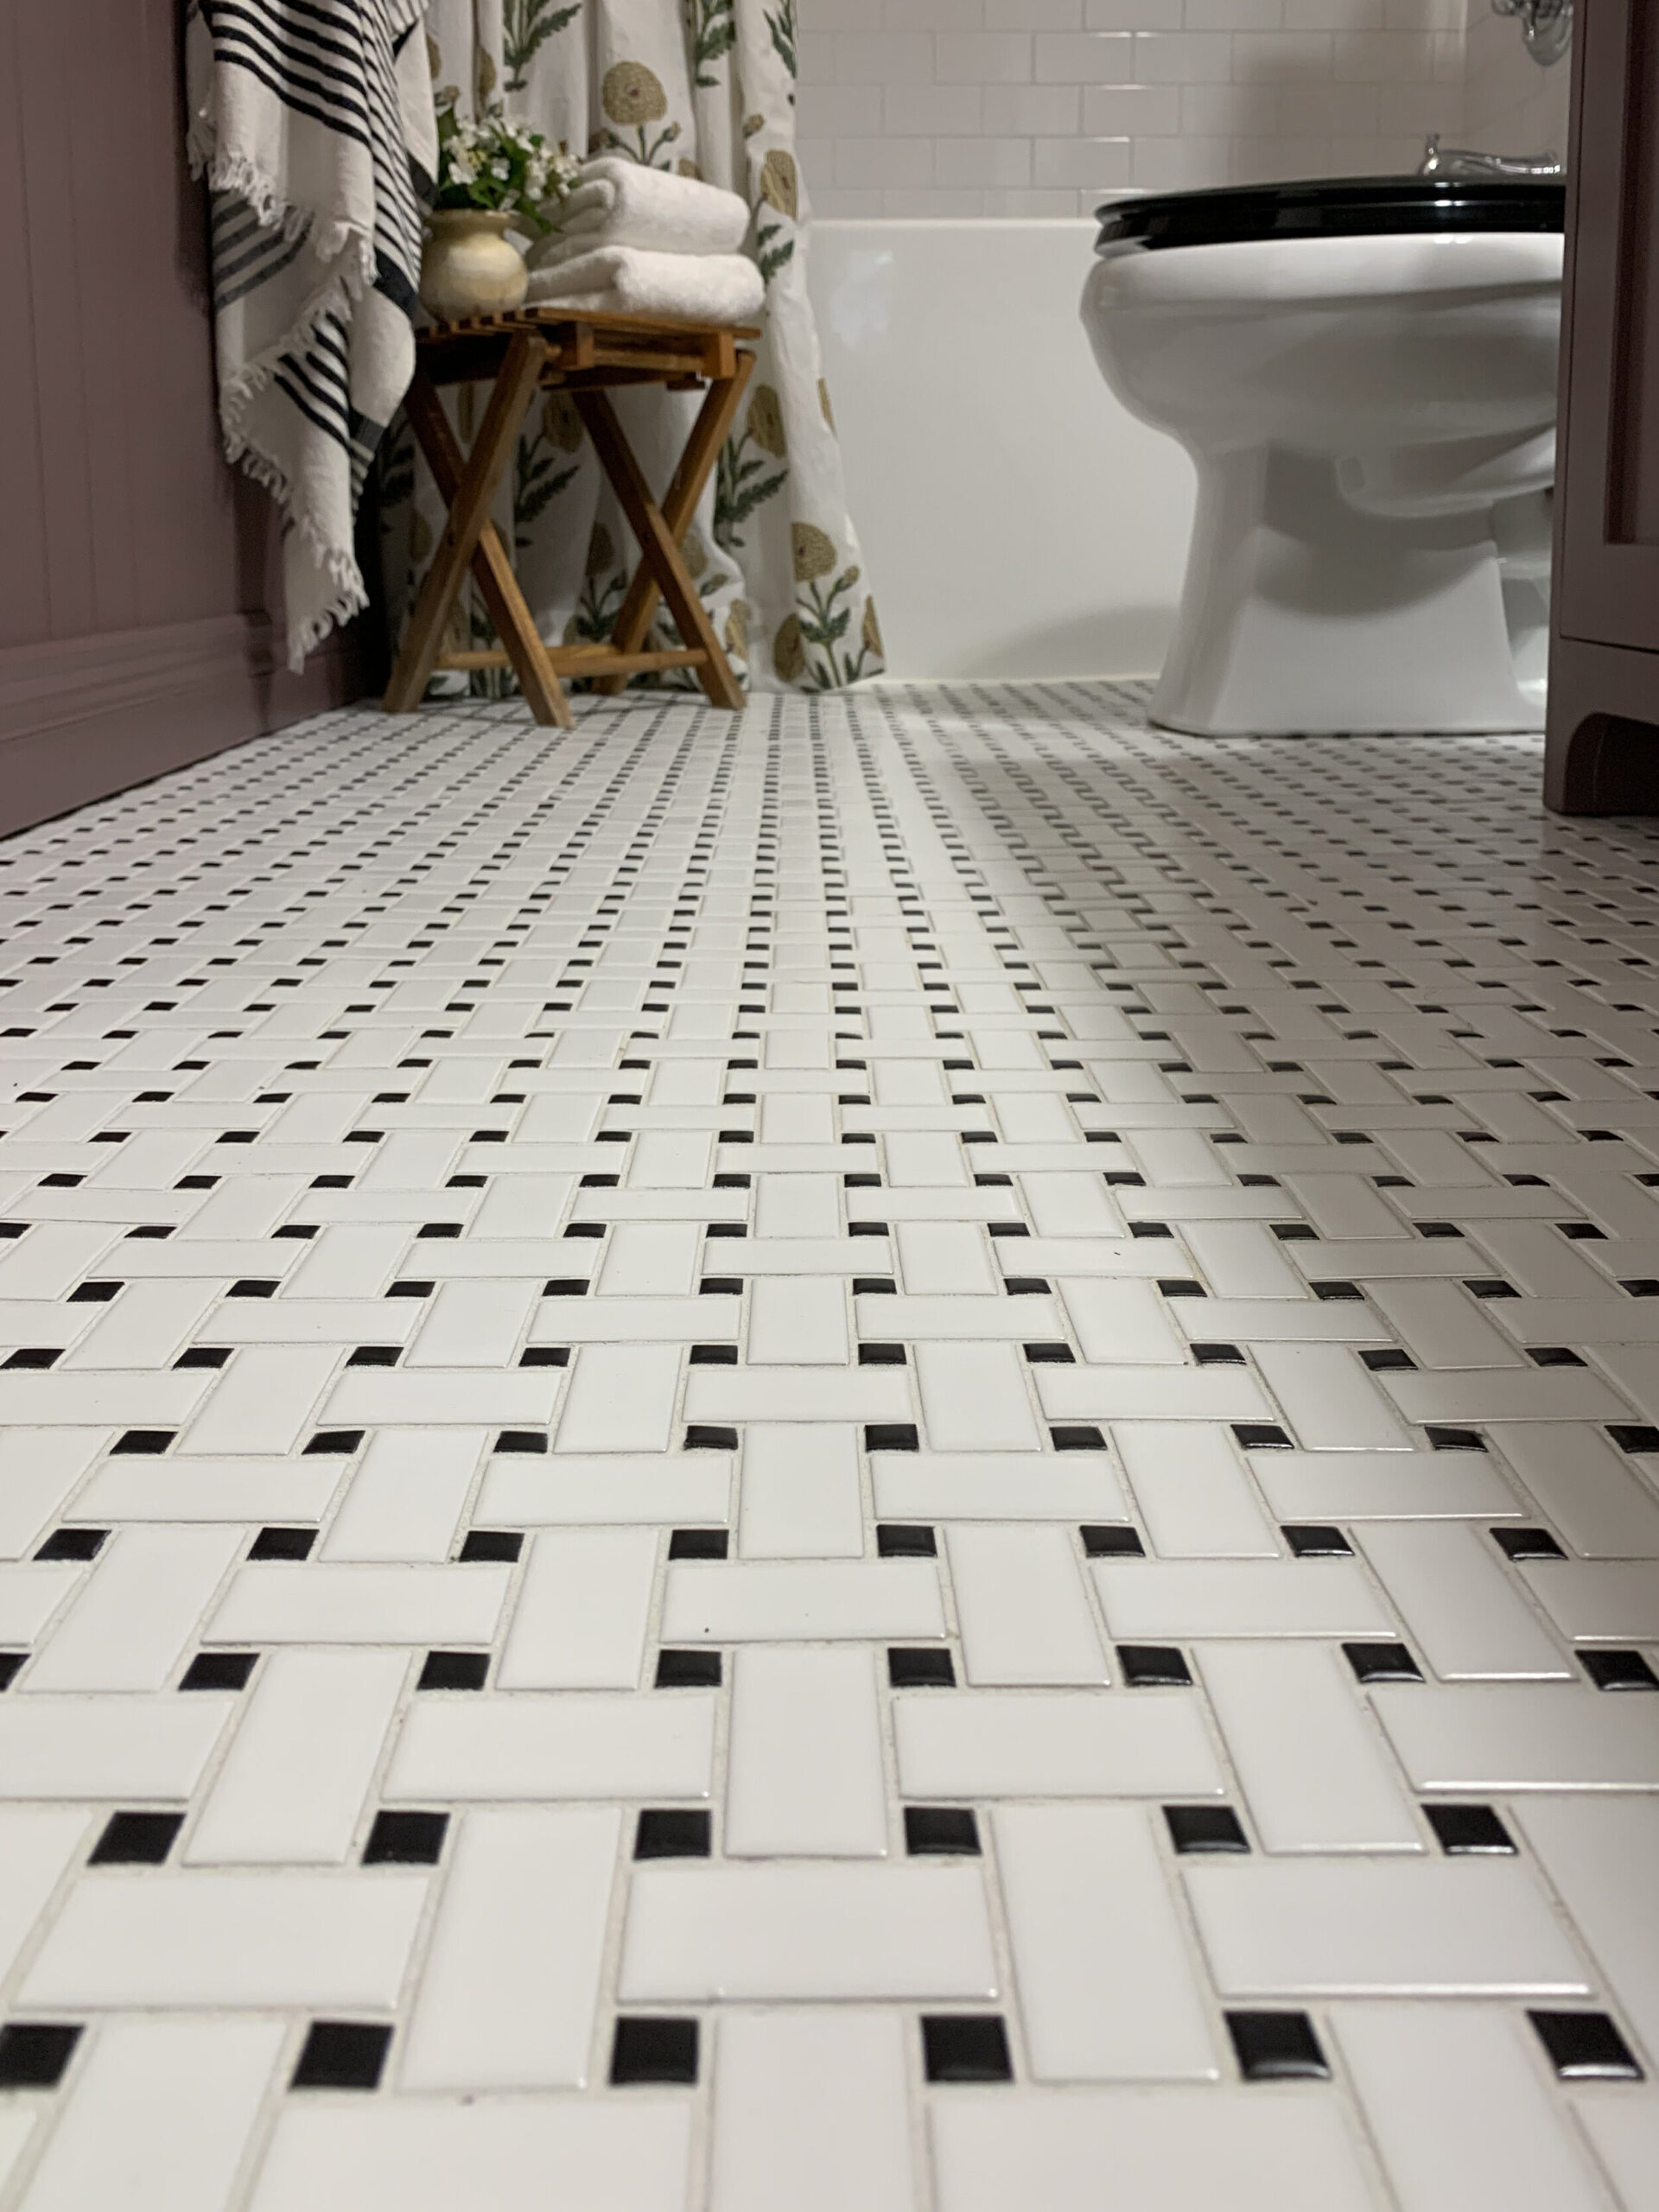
[433, 97, 581, 235]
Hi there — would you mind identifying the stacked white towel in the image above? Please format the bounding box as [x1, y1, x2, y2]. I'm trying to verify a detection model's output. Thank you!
[525, 244, 763, 322]
[525, 157, 760, 323]
[534, 156, 750, 266]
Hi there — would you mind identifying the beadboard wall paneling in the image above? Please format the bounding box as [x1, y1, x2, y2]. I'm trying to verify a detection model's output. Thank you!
[0, 0, 372, 841]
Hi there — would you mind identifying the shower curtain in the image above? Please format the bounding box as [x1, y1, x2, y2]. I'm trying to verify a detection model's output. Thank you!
[381, 0, 884, 693]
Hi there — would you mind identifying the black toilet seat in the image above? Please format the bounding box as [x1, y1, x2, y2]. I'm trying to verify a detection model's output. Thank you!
[1094, 176, 1566, 256]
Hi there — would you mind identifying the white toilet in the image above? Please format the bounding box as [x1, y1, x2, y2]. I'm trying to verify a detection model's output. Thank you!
[1081, 177, 1564, 736]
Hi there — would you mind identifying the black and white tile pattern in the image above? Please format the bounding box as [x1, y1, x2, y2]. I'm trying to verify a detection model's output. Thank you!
[0, 683, 1656, 2209]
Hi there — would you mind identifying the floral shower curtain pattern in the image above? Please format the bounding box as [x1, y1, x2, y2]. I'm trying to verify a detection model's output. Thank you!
[380, 0, 884, 693]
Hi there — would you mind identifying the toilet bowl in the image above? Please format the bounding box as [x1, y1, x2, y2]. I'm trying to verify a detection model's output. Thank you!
[1080, 177, 1564, 735]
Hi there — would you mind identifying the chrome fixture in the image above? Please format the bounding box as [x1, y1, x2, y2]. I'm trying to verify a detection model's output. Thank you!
[1417, 132, 1562, 180]
[1493, 0, 1573, 68]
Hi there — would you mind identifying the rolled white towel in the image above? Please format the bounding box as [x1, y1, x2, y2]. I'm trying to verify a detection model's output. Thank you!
[534, 156, 750, 265]
[524, 245, 764, 324]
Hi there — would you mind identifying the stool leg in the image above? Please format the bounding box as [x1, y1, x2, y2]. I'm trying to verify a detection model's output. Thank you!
[384, 334, 552, 717]
[401, 372, 573, 729]
[575, 387, 746, 711]
[594, 352, 756, 698]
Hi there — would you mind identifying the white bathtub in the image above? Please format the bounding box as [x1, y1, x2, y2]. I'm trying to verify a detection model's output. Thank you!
[806, 219, 1197, 683]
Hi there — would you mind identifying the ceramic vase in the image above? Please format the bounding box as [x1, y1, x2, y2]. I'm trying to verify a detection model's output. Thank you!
[420, 210, 527, 321]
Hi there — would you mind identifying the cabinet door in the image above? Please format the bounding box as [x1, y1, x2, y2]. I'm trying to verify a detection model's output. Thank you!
[1546, 0, 1659, 810]
[1554, 0, 1659, 648]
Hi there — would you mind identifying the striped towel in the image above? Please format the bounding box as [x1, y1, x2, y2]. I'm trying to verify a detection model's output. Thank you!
[186, 0, 435, 670]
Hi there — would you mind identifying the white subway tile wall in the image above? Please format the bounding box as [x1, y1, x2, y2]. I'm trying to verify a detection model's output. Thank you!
[799, 0, 1565, 215]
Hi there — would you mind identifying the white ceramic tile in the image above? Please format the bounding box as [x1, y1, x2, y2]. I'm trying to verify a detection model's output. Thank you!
[248, 2102, 691, 2212]
[20, 1869, 427, 2008]
[0, 1808, 89, 1980]
[995, 1803, 1218, 2078]
[1184, 1857, 1592, 1995]
[725, 1645, 888, 1855]
[207, 1560, 511, 1645]
[185, 1647, 408, 1863]
[948, 1524, 1108, 1683]
[1092, 1557, 1395, 1637]
[497, 1528, 655, 1688]
[661, 1560, 945, 1642]
[931, 2093, 1378, 2212]
[320, 1427, 487, 1561]
[385, 1694, 715, 1801]
[555, 1343, 681, 1452]
[737, 1422, 865, 1555]
[1514, 1797, 1659, 2062]
[23, 1526, 242, 1693]
[619, 1863, 998, 2000]
[1373, 1682, 1659, 1791]
[1114, 1422, 1278, 1555]
[0, 1696, 232, 1800]
[16, 2018, 288, 2212]
[400, 1807, 621, 2088]
[1197, 1641, 1423, 1852]
[709, 2012, 918, 2212]
[1333, 2005, 1615, 2212]
[895, 1691, 1226, 1798]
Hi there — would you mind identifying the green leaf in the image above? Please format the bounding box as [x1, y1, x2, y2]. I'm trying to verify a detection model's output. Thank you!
[504, 0, 580, 92]
[764, 0, 798, 79]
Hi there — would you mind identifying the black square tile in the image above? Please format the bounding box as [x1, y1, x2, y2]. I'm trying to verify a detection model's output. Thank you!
[669, 1528, 728, 1560]
[905, 1807, 981, 1856]
[1081, 1525, 1144, 1557]
[610, 2017, 699, 2085]
[249, 1527, 315, 1561]
[417, 1650, 489, 1692]
[888, 1647, 956, 1688]
[1344, 1641, 1424, 1684]
[0, 2023, 81, 2088]
[1226, 2010, 1329, 2082]
[1424, 1802, 1516, 1855]
[0, 1653, 24, 1692]
[655, 1648, 722, 1688]
[1581, 1649, 1659, 1692]
[1116, 1643, 1192, 1687]
[35, 1529, 106, 1562]
[1051, 1425, 1107, 1451]
[683, 1425, 739, 1452]
[1165, 1804, 1249, 1854]
[877, 1523, 937, 1558]
[89, 1810, 184, 1866]
[180, 1651, 257, 1692]
[1491, 1527, 1567, 1561]
[865, 1423, 919, 1452]
[363, 1810, 449, 1865]
[922, 2014, 1012, 2083]
[290, 2021, 391, 2090]
[634, 1808, 711, 1859]
[1529, 2010, 1643, 2081]
[459, 1530, 524, 1563]
[1281, 1524, 1352, 1558]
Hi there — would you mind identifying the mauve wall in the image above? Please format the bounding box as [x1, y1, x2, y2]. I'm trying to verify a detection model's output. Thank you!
[797, 0, 1575, 216]
[0, 0, 370, 842]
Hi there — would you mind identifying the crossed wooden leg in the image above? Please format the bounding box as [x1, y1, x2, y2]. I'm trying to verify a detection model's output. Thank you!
[588, 352, 756, 701]
[384, 328, 754, 723]
[383, 330, 573, 728]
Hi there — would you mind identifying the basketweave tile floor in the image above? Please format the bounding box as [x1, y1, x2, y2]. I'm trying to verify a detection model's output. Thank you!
[0, 679, 1657, 2211]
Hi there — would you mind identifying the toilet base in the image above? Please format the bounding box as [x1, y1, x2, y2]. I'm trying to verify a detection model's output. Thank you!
[1150, 447, 1543, 737]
